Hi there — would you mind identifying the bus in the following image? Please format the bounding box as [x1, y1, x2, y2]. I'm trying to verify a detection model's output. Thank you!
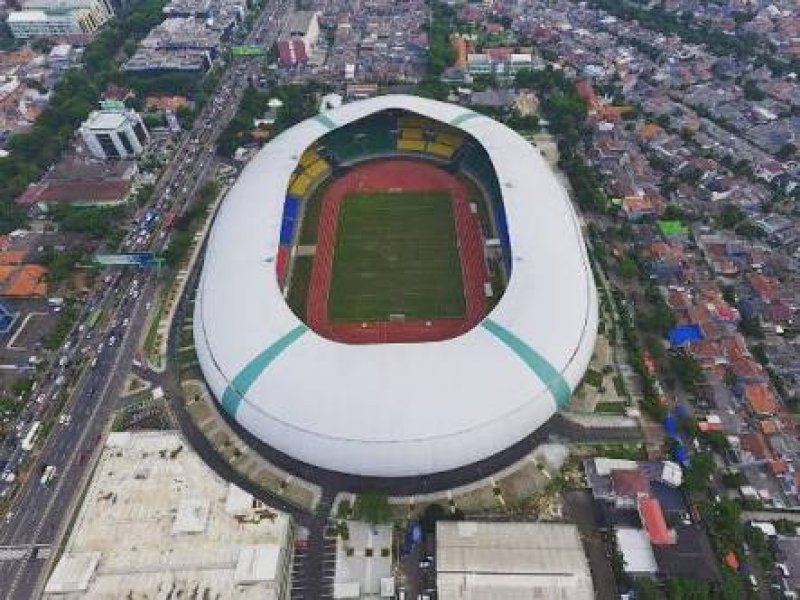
[21, 421, 41, 451]
[40, 465, 56, 486]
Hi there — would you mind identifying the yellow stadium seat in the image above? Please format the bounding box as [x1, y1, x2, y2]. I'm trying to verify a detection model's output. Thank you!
[299, 149, 319, 167]
[397, 139, 427, 153]
[401, 128, 424, 141]
[427, 142, 455, 159]
[306, 159, 330, 181]
[437, 132, 464, 147]
[289, 173, 313, 197]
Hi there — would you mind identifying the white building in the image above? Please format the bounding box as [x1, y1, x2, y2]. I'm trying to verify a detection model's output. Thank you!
[615, 528, 659, 578]
[47, 43, 73, 67]
[44, 431, 295, 599]
[436, 521, 595, 599]
[79, 106, 149, 160]
[7, 0, 114, 38]
[286, 10, 319, 53]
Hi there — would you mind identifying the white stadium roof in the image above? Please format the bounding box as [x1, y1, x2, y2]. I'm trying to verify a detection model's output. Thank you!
[194, 94, 597, 477]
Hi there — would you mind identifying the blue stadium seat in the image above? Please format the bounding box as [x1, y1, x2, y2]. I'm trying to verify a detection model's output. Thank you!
[280, 197, 301, 245]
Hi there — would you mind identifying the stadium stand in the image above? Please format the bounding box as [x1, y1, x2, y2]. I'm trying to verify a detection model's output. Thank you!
[395, 117, 465, 160]
[289, 173, 313, 198]
[289, 147, 332, 200]
[459, 143, 512, 275]
[398, 114, 432, 128]
[279, 196, 300, 245]
[321, 112, 397, 163]
[299, 147, 322, 167]
[397, 139, 427, 153]
[400, 127, 424, 141]
[276, 246, 290, 289]
[317, 111, 468, 166]
[426, 142, 456, 159]
[305, 159, 329, 181]
[436, 131, 464, 147]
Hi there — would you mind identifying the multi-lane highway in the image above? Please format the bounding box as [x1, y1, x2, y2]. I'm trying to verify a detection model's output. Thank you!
[0, 2, 291, 597]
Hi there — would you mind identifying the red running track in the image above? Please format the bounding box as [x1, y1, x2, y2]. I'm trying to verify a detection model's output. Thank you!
[305, 159, 489, 344]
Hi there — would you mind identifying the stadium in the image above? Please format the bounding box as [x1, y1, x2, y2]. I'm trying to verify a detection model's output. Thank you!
[194, 95, 598, 478]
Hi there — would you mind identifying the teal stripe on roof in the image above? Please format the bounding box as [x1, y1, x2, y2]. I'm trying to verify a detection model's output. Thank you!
[314, 113, 337, 131]
[481, 318, 572, 408]
[449, 111, 481, 127]
[221, 325, 308, 417]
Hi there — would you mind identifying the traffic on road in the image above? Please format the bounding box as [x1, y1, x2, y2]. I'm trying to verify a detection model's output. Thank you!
[0, 2, 291, 597]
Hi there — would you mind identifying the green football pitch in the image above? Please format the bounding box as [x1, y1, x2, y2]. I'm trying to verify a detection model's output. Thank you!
[327, 191, 466, 322]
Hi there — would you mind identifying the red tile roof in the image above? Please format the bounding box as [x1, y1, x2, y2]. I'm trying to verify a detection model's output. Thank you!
[638, 496, 674, 545]
[16, 180, 130, 206]
[740, 432, 773, 460]
[610, 468, 650, 498]
[744, 383, 779, 415]
[729, 356, 766, 381]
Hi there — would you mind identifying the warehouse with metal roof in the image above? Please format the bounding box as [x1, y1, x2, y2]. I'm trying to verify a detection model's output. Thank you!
[435, 521, 595, 599]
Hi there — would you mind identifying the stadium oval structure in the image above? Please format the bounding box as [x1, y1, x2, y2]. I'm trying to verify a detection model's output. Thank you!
[194, 95, 598, 478]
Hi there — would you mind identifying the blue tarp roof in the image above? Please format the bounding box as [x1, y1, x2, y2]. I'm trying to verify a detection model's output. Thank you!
[669, 324, 703, 347]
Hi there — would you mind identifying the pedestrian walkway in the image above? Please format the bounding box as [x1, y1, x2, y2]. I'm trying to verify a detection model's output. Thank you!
[181, 379, 321, 512]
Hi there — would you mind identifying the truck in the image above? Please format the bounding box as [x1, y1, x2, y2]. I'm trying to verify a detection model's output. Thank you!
[21, 421, 41, 451]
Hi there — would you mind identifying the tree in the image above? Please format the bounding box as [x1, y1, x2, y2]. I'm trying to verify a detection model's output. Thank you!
[670, 351, 704, 392]
[336, 498, 352, 520]
[776, 143, 796, 160]
[619, 257, 639, 280]
[353, 490, 391, 524]
[419, 503, 447, 535]
[666, 577, 710, 599]
[415, 77, 450, 101]
[717, 566, 745, 600]
[634, 577, 660, 600]
[176, 105, 195, 129]
[419, 502, 463, 535]
[43, 249, 84, 285]
[164, 230, 192, 268]
[427, 1, 456, 75]
[52, 205, 123, 238]
[742, 80, 765, 101]
[704, 499, 743, 553]
[683, 451, 714, 493]
[701, 430, 731, 454]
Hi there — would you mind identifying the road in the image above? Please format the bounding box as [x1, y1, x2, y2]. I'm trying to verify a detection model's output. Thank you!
[0, 2, 291, 597]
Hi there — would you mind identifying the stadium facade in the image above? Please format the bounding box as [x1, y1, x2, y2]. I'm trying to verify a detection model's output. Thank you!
[194, 95, 598, 478]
